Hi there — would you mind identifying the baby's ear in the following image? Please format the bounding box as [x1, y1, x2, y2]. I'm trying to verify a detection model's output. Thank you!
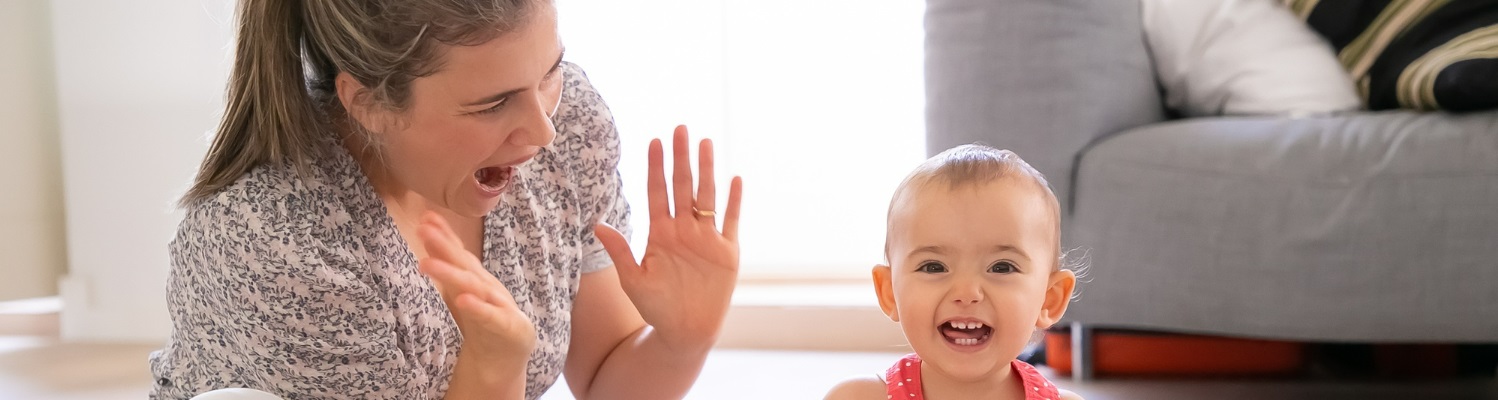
[872, 265, 899, 322]
[1036, 269, 1076, 329]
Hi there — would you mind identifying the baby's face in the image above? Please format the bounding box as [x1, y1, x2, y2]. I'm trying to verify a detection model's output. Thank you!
[875, 178, 1070, 382]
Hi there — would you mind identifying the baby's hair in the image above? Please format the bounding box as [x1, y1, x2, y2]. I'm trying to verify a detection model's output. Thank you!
[885, 144, 1066, 271]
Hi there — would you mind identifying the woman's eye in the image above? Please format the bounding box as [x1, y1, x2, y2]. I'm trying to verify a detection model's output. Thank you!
[473, 98, 508, 115]
[989, 261, 1019, 274]
[916, 261, 947, 273]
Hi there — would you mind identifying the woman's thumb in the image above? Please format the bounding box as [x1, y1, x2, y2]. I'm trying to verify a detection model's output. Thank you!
[593, 223, 639, 274]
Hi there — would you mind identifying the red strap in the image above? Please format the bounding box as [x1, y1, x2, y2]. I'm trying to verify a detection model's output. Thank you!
[1012, 359, 1062, 400]
[885, 353, 923, 399]
[885, 355, 1062, 400]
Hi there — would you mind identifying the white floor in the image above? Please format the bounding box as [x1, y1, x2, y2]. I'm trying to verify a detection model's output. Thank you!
[0, 335, 901, 400]
[3, 334, 1495, 400]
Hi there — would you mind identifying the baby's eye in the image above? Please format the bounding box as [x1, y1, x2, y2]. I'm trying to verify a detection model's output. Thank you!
[916, 261, 948, 273]
[988, 261, 1019, 274]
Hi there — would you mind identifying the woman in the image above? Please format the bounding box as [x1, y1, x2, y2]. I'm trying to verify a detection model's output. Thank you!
[148, 0, 744, 399]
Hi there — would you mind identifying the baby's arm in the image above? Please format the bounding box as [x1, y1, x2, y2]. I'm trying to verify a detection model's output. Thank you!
[823, 376, 886, 400]
[1060, 388, 1085, 400]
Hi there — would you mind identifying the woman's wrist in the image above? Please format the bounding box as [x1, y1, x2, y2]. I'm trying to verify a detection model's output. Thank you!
[446, 351, 528, 400]
[650, 325, 718, 355]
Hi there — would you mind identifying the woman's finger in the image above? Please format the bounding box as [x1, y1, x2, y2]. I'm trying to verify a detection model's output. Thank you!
[696, 138, 717, 226]
[454, 293, 524, 332]
[419, 215, 482, 274]
[670, 125, 696, 220]
[646, 138, 670, 220]
[425, 212, 466, 250]
[594, 223, 641, 274]
[419, 213, 519, 310]
[722, 176, 744, 241]
[419, 258, 492, 304]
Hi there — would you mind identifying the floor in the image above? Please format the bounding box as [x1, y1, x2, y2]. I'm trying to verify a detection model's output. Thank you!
[2, 334, 1495, 400]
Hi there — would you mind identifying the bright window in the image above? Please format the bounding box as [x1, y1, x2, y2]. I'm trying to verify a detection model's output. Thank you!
[558, 0, 927, 280]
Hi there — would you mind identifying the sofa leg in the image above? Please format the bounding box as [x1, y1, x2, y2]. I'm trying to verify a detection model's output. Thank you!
[1071, 321, 1094, 381]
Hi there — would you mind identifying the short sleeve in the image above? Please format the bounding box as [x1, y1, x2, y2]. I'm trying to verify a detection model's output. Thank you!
[150, 201, 427, 399]
[552, 62, 633, 274]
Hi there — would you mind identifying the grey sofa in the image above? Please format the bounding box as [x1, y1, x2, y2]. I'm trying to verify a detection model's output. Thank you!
[924, 0, 1498, 376]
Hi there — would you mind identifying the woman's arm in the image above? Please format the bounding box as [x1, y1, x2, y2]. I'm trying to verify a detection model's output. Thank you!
[562, 127, 744, 400]
[551, 63, 742, 399]
[562, 267, 710, 399]
[444, 353, 528, 400]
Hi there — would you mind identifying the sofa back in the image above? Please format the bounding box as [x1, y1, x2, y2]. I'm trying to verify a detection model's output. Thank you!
[924, 0, 1166, 212]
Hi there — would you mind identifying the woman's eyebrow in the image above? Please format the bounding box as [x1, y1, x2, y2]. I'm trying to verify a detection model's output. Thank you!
[462, 48, 566, 107]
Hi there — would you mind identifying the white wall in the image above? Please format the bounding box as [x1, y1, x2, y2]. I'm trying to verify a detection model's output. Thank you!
[0, 1, 66, 301]
[53, 0, 234, 342]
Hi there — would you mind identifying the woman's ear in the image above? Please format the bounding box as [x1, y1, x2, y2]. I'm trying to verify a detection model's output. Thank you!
[335, 72, 381, 133]
[1035, 269, 1076, 329]
[872, 265, 899, 322]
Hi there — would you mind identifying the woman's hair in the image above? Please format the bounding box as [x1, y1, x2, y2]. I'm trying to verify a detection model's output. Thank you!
[885, 144, 1070, 271]
[181, 0, 542, 206]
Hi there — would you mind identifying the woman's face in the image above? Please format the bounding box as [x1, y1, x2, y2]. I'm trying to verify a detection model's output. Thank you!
[356, 5, 564, 218]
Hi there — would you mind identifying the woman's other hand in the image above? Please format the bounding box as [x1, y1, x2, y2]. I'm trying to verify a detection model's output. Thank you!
[417, 213, 537, 364]
[594, 125, 744, 350]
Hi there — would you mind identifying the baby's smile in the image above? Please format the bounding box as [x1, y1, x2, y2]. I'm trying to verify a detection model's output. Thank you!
[938, 318, 993, 347]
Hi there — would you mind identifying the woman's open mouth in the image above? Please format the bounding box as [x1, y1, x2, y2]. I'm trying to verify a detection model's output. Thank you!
[939, 320, 993, 347]
[474, 166, 515, 194]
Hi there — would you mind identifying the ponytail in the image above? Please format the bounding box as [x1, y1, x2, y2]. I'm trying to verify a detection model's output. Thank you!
[181, 0, 323, 206]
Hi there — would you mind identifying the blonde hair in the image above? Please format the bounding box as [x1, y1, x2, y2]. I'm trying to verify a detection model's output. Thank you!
[181, 0, 542, 206]
[885, 144, 1065, 270]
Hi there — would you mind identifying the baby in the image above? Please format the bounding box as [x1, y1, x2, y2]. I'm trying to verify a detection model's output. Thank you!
[826, 144, 1080, 400]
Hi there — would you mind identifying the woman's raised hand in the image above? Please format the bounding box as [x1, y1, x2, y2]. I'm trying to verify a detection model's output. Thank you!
[417, 213, 537, 363]
[594, 125, 744, 349]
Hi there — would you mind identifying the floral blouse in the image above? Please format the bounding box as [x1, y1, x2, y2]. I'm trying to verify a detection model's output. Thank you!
[149, 62, 631, 400]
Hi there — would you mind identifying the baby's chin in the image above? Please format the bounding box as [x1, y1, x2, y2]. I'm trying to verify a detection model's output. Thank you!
[911, 335, 1031, 382]
[924, 354, 1015, 383]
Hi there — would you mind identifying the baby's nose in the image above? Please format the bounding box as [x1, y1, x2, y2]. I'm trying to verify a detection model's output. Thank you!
[950, 281, 984, 304]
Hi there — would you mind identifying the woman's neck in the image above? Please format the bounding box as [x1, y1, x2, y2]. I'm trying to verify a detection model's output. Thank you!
[919, 360, 1025, 400]
[335, 121, 484, 259]
[338, 124, 402, 195]
[338, 126, 435, 229]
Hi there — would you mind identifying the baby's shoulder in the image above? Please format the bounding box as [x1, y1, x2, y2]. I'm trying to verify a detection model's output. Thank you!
[823, 375, 886, 400]
[1059, 388, 1085, 400]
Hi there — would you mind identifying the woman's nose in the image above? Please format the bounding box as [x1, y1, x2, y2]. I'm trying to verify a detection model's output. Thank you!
[509, 93, 557, 147]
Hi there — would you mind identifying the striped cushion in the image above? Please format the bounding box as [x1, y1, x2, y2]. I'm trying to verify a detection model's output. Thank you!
[1283, 0, 1498, 111]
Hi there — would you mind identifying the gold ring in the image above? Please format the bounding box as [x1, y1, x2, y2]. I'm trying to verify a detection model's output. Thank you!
[692, 207, 716, 218]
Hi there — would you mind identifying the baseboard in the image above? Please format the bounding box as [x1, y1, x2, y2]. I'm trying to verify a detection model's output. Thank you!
[0, 297, 61, 337]
[716, 283, 910, 352]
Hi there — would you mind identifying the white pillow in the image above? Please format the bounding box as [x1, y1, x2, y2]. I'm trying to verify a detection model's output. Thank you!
[1142, 0, 1362, 117]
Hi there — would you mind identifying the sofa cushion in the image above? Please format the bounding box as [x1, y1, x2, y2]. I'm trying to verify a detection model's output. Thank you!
[1285, 0, 1498, 111]
[1066, 111, 1498, 342]
[1142, 0, 1362, 117]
